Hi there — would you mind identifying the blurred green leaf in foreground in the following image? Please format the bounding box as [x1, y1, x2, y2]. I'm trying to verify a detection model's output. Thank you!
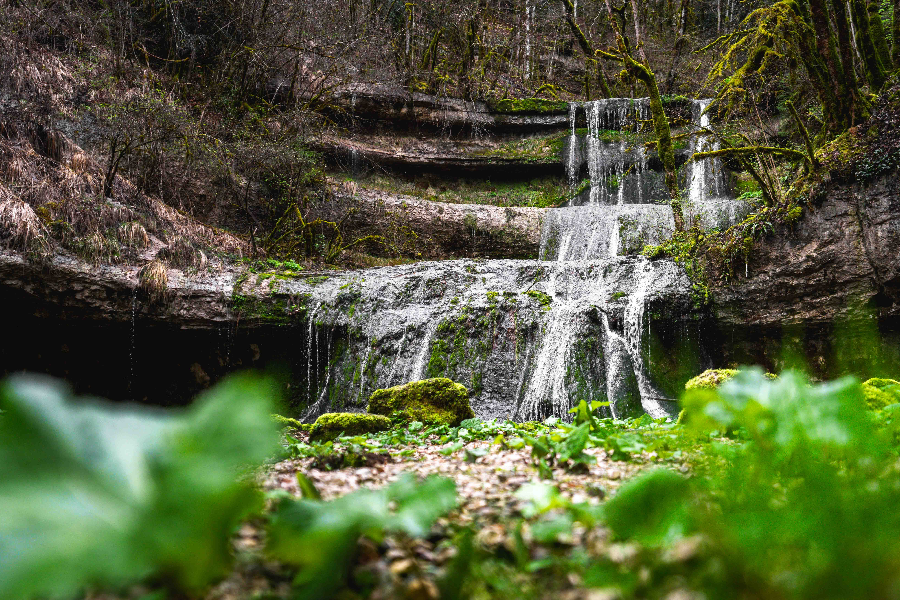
[0, 373, 281, 599]
[604, 368, 900, 599]
[267, 472, 458, 600]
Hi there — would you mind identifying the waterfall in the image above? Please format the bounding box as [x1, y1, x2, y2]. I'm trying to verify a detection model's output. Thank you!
[566, 103, 580, 189]
[288, 97, 745, 423]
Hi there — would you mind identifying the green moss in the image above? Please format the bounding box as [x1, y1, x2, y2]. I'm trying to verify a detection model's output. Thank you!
[309, 413, 392, 441]
[610, 291, 628, 301]
[367, 378, 474, 426]
[231, 294, 292, 324]
[684, 369, 740, 391]
[525, 290, 552, 309]
[271, 414, 308, 431]
[685, 369, 776, 391]
[490, 98, 568, 114]
[862, 378, 900, 411]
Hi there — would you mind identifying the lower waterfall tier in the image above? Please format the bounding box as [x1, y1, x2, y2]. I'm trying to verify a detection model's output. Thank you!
[273, 258, 708, 422]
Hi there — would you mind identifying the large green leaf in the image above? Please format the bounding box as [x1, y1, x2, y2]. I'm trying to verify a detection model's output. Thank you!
[267, 472, 457, 600]
[603, 468, 692, 547]
[0, 373, 280, 598]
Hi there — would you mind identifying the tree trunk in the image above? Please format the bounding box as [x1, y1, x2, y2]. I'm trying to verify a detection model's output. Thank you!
[894, 0, 900, 65]
[630, 0, 648, 62]
[829, 0, 865, 126]
[558, 0, 611, 97]
[850, 0, 888, 88]
[809, 0, 852, 130]
[866, 0, 893, 69]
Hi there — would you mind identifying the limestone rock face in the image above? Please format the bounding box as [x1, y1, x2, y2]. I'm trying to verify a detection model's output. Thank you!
[711, 171, 900, 327]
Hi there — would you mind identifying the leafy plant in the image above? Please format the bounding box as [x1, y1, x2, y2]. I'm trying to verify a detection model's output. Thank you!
[0, 373, 281, 599]
[266, 473, 457, 600]
[603, 369, 900, 599]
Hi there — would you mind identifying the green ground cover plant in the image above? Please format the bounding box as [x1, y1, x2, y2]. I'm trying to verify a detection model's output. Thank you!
[4, 368, 900, 599]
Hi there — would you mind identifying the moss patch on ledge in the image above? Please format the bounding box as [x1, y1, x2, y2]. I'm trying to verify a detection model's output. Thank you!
[367, 378, 474, 426]
[231, 293, 294, 324]
[684, 369, 740, 391]
[489, 98, 568, 114]
[309, 413, 392, 441]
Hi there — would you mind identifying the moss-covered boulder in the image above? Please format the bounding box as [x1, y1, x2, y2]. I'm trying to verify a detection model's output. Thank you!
[309, 413, 392, 441]
[685, 369, 777, 391]
[684, 369, 740, 391]
[862, 378, 900, 411]
[367, 378, 474, 426]
[271, 414, 306, 431]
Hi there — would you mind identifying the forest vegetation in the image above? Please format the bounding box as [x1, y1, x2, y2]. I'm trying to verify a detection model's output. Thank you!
[2, 0, 900, 599]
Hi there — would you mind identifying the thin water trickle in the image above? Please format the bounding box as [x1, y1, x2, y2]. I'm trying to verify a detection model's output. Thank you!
[129, 287, 137, 401]
[410, 319, 439, 382]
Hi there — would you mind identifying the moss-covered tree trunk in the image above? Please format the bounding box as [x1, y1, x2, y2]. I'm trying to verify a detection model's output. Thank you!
[850, 0, 889, 89]
[601, 0, 684, 231]
[893, 0, 900, 65]
[558, 0, 612, 98]
[829, 0, 863, 126]
[866, 0, 893, 69]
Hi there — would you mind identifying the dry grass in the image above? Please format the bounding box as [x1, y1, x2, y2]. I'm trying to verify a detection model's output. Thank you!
[138, 258, 169, 302]
[118, 221, 150, 249]
[0, 191, 52, 258]
[158, 235, 208, 270]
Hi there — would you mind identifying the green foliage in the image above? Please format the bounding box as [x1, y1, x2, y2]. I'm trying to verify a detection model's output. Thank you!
[0, 373, 280, 599]
[862, 377, 900, 410]
[603, 469, 691, 546]
[308, 412, 392, 441]
[266, 473, 457, 600]
[367, 378, 474, 426]
[604, 369, 900, 599]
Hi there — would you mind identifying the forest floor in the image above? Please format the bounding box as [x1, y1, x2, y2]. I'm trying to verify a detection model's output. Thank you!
[199, 418, 703, 600]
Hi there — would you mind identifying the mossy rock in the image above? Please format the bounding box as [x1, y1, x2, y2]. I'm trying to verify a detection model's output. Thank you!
[367, 378, 474, 426]
[684, 369, 739, 391]
[309, 413, 392, 441]
[684, 369, 776, 391]
[271, 414, 307, 431]
[862, 378, 900, 411]
[490, 98, 568, 114]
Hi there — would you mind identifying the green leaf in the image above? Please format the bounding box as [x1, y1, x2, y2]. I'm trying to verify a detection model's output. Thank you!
[296, 473, 322, 501]
[0, 373, 280, 598]
[559, 422, 591, 462]
[603, 468, 692, 547]
[267, 473, 456, 599]
[515, 482, 564, 517]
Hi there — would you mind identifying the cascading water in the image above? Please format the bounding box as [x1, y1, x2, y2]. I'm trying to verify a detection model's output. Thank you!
[288, 98, 743, 422]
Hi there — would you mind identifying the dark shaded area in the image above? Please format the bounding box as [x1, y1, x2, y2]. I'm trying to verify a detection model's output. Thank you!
[0, 286, 320, 413]
[713, 316, 900, 382]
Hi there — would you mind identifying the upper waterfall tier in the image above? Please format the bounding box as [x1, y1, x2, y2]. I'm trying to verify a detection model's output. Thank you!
[542, 98, 750, 261]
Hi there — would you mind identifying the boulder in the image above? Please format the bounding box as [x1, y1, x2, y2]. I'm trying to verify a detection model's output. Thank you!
[309, 413, 392, 441]
[368, 378, 474, 426]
